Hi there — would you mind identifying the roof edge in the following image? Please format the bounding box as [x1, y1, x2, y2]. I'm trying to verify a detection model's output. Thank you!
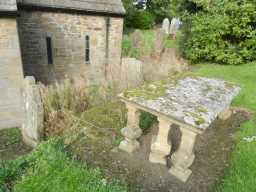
[17, 2, 126, 17]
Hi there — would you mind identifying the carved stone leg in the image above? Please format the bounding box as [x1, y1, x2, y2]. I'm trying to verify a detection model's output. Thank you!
[169, 127, 198, 182]
[149, 117, 172, 165]
[219, 107, 232, 120]
[119, 104, 142, 153]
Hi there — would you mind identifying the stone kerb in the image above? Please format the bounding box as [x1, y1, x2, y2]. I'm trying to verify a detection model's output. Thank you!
[21, 76, 44, 147]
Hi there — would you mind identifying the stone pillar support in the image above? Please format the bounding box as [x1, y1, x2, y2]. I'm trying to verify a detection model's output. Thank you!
[119, 104, 142, 153]
[169, 127, 198, 182]
[149, 116, 172, 165]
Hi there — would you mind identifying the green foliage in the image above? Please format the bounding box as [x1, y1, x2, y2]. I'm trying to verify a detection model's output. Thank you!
[80, 102, 127, 131]
[122, 30, 156, 58]
[124, 80, 169, 100]
[178, 0, 256, 65]
[59, 101, 127, 156]
[125, 9, 155, 29]
[0, 156, 31, 192]
[122, 35, 140, 58]
[0, 139, 126, 192]
[122, 30, 177, 58]
[139, 112, 158, 132]
[122, 0, 155, 29]
[0, 129, 31, 162]
[122, 0, 174, 28]
[146, 0, 173, 23]
[0, 129, 21, 149]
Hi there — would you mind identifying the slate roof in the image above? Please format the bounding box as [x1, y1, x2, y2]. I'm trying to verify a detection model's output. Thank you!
[0, 0, 17, 12]
[17, 0, 126, 16]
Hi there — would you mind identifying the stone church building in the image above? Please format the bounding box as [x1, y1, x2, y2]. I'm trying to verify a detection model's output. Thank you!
[0, 0, 125, 128]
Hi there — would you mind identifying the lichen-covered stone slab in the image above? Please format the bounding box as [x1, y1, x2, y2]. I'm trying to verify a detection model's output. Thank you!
[123, 77, 240, 130]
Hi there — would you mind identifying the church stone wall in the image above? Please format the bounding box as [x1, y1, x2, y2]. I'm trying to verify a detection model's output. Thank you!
[0, 18, 24, 129]
[17, 10, 124, 85]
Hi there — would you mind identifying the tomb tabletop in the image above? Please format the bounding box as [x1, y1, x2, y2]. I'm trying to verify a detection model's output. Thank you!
[121, 77, 240, 130]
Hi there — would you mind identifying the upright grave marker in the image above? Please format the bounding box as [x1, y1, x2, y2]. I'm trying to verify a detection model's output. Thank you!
[22, 76, 44, 147]
[170, 18, 181, 38]
[162, 18, 170, 34]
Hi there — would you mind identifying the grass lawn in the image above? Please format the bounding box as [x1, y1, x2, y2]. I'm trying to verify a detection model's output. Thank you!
[0, 139, 127, 192]
[191, 63, 256, 192]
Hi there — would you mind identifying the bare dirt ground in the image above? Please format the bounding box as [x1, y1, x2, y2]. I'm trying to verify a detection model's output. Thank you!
[78, 111, 249, 192]
[0, 128, 31, 161]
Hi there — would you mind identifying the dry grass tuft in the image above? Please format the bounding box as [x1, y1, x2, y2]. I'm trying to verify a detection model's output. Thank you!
[39, 77, 117, 137]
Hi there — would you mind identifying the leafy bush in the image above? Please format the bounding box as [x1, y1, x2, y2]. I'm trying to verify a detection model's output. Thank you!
[139, 112, 158, 132]
[146, 0, 173, 23]
[0, 139, 127, 192]
[123, 0, 174, 27]
[123, 0, 155, 29]
[125, 9, 155, 29]
[178, 0, 256, 65]
[0, 156, 31, 192]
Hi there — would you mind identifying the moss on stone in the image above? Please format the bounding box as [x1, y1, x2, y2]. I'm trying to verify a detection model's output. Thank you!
[123, 74, 204, 100]
[187, 112, 206, 126]
[80, 101, 126, 130]
[224, 81, 238, 89]
[196, 106, 208, 113]
[124, 80, 169, 100]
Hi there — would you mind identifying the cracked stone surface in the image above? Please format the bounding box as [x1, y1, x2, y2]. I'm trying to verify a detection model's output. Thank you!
[123, 77, 240, 130]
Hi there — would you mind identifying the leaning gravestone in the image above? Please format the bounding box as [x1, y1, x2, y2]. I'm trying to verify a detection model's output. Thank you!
[131, 29, 143, 50]
[162, 18, 170, 34]
[21, 76, 44, 147]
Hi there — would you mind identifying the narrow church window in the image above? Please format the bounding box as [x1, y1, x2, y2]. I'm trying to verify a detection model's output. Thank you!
[46, 37, 53, 65]
[85, 35, 90, 63]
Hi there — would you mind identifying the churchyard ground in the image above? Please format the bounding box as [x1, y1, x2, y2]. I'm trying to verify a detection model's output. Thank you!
[1, 27, 255, 191]
[67, 62, 255, 192]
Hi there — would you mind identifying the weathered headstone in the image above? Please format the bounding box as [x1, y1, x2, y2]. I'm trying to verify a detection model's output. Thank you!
[170, 18, 181, 36]
[120, 58, 143, 90]
[21, 76, 44, 147]
[131, 29, 143, 49]
[162, 18, 170, 34]
[153, 29, 167, 56]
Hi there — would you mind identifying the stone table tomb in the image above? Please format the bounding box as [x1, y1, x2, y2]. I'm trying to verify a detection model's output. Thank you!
[118, 77, 240, 182]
